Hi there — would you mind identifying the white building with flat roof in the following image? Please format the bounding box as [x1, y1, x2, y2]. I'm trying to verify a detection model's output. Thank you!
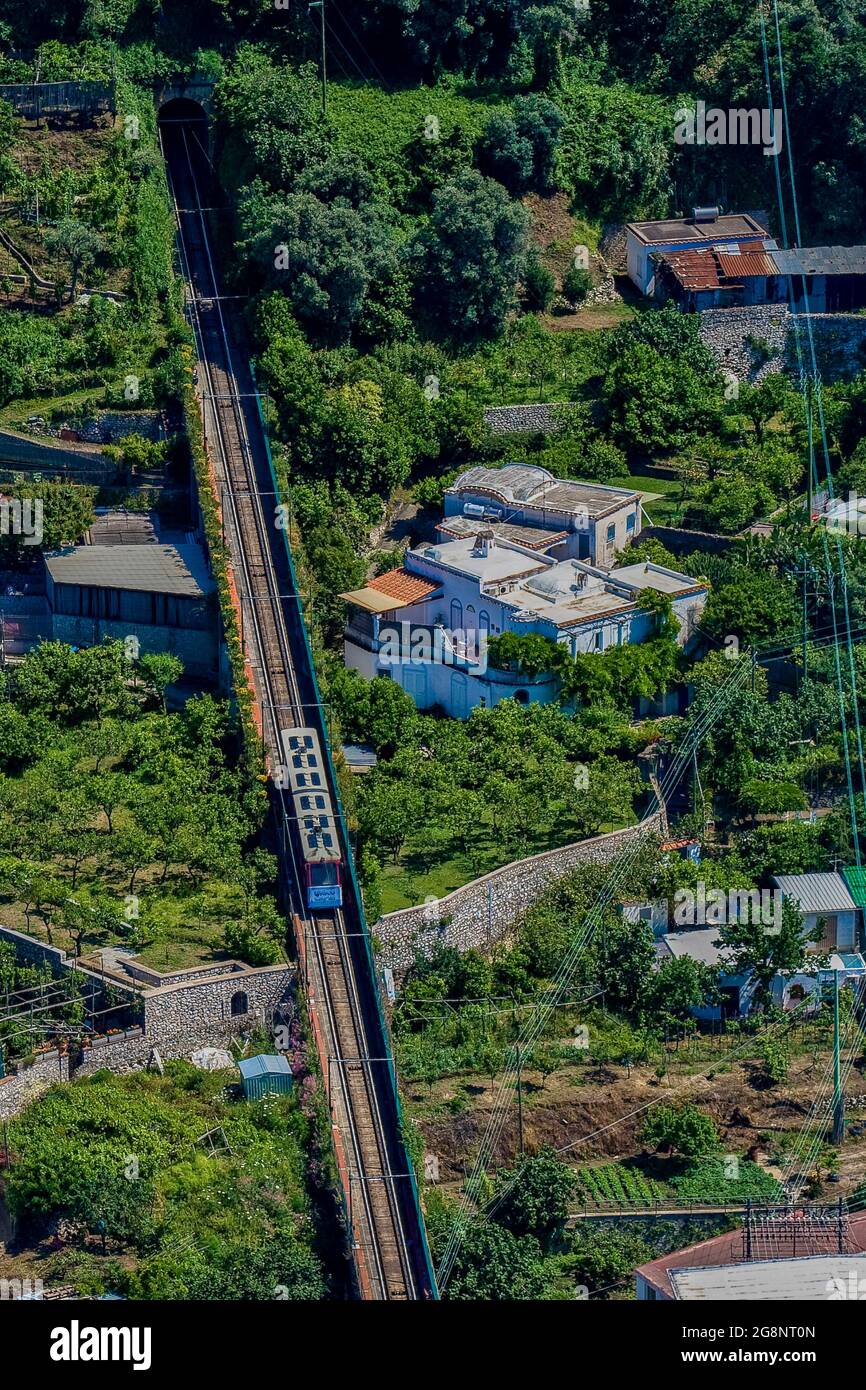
[442, 463, 642, 568]
[625, 210, 769, 295]
[341, 520, 707, 717]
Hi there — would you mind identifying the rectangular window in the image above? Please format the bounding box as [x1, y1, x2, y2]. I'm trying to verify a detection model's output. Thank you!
[607, 523, 616, 541]
[626, 512, 635, 533]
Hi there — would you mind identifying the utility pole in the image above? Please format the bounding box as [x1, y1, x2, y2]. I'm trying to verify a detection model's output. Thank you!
[806, 381, 814, 522]
[793, 554, 812, 685]
[309, 2, 327, 119]
[832, 970, 845, 1144]
[515, 1046, 525, 1157]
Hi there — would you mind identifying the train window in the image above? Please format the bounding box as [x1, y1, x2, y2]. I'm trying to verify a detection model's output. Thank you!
[311, 864, 339, 886]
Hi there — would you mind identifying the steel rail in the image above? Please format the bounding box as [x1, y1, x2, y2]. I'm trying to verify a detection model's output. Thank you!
[160, 117, 426, 1299]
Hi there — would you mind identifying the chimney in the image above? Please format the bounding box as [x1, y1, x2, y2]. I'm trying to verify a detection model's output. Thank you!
[474, 527, 495, 558]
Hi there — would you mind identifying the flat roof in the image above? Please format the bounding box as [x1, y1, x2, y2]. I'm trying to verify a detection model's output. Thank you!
[670, 1254, 866, 1300]
[608, 561, 705, 596]
[660, 928, 727, 968]
[436, 516, 567, 551]
[773, 245, 866, 277]
[773, 872, 858, 915]
[626, 213, 768, 246]
[44, 544, 214, 598]
[415, 537, 547, 585]
[525, 592, 634, 629]
[448, 465, 639, 519]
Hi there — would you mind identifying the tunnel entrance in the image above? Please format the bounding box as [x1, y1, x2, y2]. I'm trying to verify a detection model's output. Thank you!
[157, 96, 208, 127]
[157, 96, 212, 192]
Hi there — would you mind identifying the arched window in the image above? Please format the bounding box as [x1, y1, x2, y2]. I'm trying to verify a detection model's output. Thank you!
[450, 598, 463, 633]
[514, 689, 530, 705]
[230, 990, 249, 1017]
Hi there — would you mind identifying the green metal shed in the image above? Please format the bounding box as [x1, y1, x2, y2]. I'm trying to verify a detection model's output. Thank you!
[238, 1054, 293, 1100]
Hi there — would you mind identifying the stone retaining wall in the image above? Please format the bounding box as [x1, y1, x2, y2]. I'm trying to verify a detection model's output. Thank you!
[0, 1051, 69, 1120]
[483, 403, 575, 435]
[698, 306, 866, 383]
[375, 817, 661, 975]
[142, 965, 293, 1038]
[74, 1017, 265, 1078]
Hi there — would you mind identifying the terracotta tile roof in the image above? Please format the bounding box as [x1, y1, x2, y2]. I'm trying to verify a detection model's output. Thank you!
[368, 568, 442, 606]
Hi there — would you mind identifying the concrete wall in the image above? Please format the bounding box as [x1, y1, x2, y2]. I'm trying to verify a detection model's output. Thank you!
[122, 959, 249, 987]
[51, 614, 219, 681]
[0, 429, 113, 480]
[0, 924, 71, 977]
[640, 525, 738, 558]
[375, 816, 662, 974]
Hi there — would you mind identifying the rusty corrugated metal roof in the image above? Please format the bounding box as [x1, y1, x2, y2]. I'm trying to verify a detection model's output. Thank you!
[717, 249, 777, 278]
[657, 241, 776, 292]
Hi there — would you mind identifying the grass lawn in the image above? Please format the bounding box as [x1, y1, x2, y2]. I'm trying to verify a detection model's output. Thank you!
[611, 473, 693, 526]
[378, 811, 636, 913]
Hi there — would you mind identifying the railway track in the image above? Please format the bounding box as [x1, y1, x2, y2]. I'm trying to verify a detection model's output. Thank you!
[159, 112, 435, 1302]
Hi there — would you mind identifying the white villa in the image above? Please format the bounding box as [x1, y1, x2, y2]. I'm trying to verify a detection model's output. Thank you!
[441, 463, 641, 566]
[341, 466, 708, 719]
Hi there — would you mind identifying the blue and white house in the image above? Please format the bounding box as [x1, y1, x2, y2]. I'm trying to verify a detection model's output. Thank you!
[441, 463, 642, 567]
[341, 467, 708, 719]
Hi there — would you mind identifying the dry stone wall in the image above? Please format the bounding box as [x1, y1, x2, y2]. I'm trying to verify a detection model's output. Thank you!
[698, 307, 866, 383]
[375, 817, 662, 975]
[0, 1051, 70, 1120]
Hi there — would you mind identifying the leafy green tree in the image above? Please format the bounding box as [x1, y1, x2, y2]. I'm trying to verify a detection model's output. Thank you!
[760, 1036, 790, 1087]
[641, 1103, 719, 1159]
[239, 184, 401, 346]
[738, 779, 806, 821]
[446, 1221, 548, 1300]
[413, 170, 530, 340]
[358, 776, 424, 861]
[701, 568, 800, 645]
[685, 474, 776, 534]
[591, 915, 656, 1019]
[523, 250, 555, 311]
[492, 1149, 576, 1249]
[138, 653, 184, 713]
[44, 218, 104, 302]
[570, 1225, 655, 1292]
[562, 265, 592, 304]
[476, 111, 534, 192]
[716, 899, 819, 1004]
[640, 956, 721, 1032]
